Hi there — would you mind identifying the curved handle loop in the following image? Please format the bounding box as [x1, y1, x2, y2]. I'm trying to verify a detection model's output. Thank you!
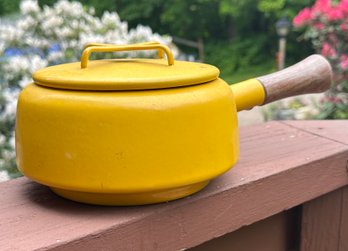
[80, 41, 174, 69]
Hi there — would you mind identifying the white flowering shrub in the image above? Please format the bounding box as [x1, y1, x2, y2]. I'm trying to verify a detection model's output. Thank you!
[0, 0, 175, 180]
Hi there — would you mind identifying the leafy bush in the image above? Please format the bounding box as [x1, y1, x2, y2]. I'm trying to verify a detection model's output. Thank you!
[293, 0, 348, 119]
[0, 0, 174, 180]
[205, 34, 273, 80]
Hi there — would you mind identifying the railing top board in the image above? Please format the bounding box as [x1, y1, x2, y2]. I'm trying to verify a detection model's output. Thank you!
[1, 120, 348, 251]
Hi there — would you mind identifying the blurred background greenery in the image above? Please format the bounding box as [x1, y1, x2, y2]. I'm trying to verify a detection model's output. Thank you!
[0, 0, 315, 82]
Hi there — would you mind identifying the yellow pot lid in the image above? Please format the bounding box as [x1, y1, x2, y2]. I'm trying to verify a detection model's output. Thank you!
[32, 42, 220, 91]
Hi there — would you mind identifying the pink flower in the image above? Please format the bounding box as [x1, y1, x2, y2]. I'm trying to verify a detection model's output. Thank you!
[341, 54, 348, 70]
[338, 0, 348, 15]
[326, 7, 344, 21]
[321, 43, 337, 57]
[293, 8, 312, 27]
[313, 0, 331, 13]
[321, 95, 343, 104]
[313, 22, 325, 29]
[340, 23, 348, 31]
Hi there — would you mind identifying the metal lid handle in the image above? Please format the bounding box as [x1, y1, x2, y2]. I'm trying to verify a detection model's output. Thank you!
[80, 41, 174, 69]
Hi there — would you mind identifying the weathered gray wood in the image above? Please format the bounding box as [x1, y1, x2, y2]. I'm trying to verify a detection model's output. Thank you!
[0, 121, 347, 251]
[257, 55, 332, 104]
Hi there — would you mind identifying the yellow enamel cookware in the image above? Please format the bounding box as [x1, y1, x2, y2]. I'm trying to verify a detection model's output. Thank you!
[16, 42, 332, 205]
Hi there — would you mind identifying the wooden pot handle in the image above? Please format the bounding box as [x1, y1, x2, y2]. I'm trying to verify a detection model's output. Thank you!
[257, 55, 333, 104]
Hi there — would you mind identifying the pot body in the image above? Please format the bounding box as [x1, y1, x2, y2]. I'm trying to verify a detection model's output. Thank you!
[16, 78, 238, 205]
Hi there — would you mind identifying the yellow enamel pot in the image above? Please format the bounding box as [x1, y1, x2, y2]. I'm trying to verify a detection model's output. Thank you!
[16, 42, 332, 205]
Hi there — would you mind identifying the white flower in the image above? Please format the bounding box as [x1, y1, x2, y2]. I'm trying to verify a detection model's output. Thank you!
[41, 16, 64, 31]
[71, 2, 85, 17]
[4, 56, 30, 73]
[42, 5, 55, 19]
[128, 25, 153, 42]
[2, 55, 47, 85]
[2, 149, 16, 160]
[57, 27, 74, 39]
[89, 7, 95, 15]
[0, 41, 4, 54]
[24, 36, 50, 48]
[101, 11, 122, 26]
[70, 20, 80, 30]
[18, 77, 32, 88]
[80, 33, 106, 46]
[54, 0, 73, 14]
[0, 170, 10, 182]
[2, 89, 20, 118]
[0, 135, 5, 145]
[9, 136, 15, 150]
[17, 16, 37, 30]
[0, 24, 24, 42]
[29, 55, 47, 73]
[54, 0, 85, 17]
[20, 0, 40, 15]
[47, 51, 64, 62]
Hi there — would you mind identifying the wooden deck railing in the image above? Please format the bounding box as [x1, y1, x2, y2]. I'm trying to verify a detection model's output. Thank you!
[0, 120, 347, 251]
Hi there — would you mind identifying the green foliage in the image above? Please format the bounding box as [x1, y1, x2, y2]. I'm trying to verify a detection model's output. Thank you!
[0, 0, 317, 65]
[219, 0, 253, 17]
[258, 0, 286, 14]
[0, 0, 21, 15]
[219, 0, 287, 18]
[78, 0, 116, 16]
[113, 0, 316, 66]
[282, 0, 315, 18]
[115, 0, 224, 40]
[205, 34, 273, 79]
[0, 0, 58, 15]
[316, 100, 348, 119]
[223, 63, 274, 85]
[257, 0, 315, 17]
